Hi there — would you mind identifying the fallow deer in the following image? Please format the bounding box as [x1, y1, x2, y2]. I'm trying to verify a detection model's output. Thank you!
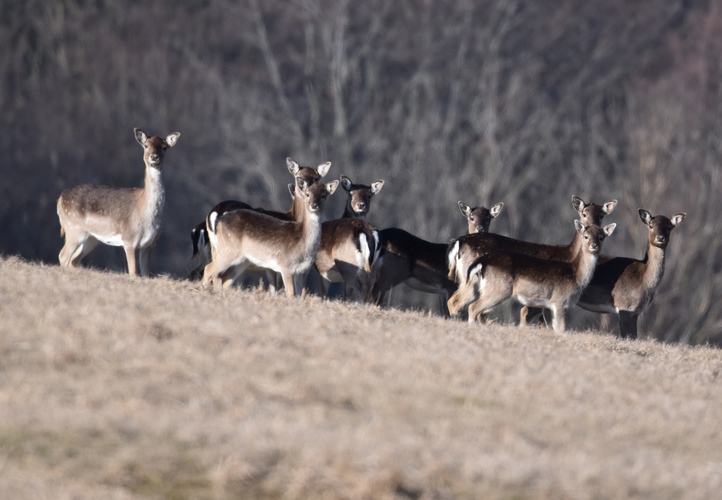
[202, 178, 339, 298]
[576, 209, 686, 339]
[458, 201, 504, 234]
[57, 128, 180, 276]
[314, 175, 384, 302]
[372, 199, 505, 315]
[448, 221, 616, 332]
[448, 196, 616, 325]
[187, 158, 331, 282]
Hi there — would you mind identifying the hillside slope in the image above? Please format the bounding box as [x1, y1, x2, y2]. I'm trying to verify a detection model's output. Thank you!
[1, 256, 721, 499]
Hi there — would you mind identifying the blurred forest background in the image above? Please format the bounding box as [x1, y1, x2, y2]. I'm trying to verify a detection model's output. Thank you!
[1, 0, 721, 345]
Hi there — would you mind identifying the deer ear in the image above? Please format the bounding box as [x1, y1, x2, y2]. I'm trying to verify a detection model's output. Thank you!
[671, 213, 686, 227]
[490, 202, 504, 218]
[287, 158, 300, 175]
[638, 209, 652, 224]
[371, 179, 385, 194]
[340, 175, 353, 192]
[134, 128, 147, 146]
[326, 180, 339, 195]
[603, 199, 617, 214]
[574, 219, 585, 234]
[316, 161, 332, 177]
[458, 201, 471, 218]
[604, 223, 617, 236]
[287, 183, 295, 199]
[468, 261, 484, 281]
[571, 196, 585, 213]
[296, 177, 308, 191]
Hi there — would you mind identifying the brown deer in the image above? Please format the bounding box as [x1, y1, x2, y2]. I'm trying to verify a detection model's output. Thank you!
[458, 201, 504, 234]
[188, 158, 331, 282]
[372, 200, 505, 315]
[315, 175, 384, 302]
[57, 128, 180, 276]
[448, 221, 616, 332]
[202, 178, 339, 298]
[576, 209, 686, 339]
[448, 196, 616, 324]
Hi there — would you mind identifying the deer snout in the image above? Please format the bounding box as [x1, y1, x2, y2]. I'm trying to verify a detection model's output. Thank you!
[149, 154, 161, 165]
[654, 235, 667, 245]
[590, 242, 600, 252]
[355, 202, 367, 212]
[310, 202, 320, 212]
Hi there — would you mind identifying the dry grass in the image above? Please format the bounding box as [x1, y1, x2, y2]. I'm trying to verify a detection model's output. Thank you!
[1, 255, 721, 499]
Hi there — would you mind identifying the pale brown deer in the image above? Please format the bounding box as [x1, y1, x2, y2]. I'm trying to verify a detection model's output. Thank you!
[188, 158, 331, 283]
[202, 178, 339, 298]
[576, 209, 686, 339]
[458, 201, 504, 234]
[315, 175, 384, 302]
[57, 128, 180, 276]
[448, 221, 616, 332]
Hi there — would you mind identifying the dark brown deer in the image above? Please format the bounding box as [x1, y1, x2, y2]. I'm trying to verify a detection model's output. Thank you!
[576, 209, 686, 339]
[203, 178, 339, 298]
[57, 128, 180, 276]
[458, 201, 504, 234]
[315, 175, 384, 302]
[372, 199, 505, 315]
[448, 222, 616, 332]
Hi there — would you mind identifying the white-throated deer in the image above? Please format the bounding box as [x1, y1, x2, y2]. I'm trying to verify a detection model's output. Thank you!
[202, 178, 339, 298]
[188, 158, 331, 282]
[448, 221, 616, 332]
[372, 199, 505, 315]
[458, 201, 504, 234]
[448, 196, 616, 324]
[57, 128, 180, 276]
[576, 209, 686, 339]
[315, 175, 384, 302]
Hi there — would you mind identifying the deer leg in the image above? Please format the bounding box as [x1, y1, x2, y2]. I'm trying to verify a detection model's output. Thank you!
[550, 306, 568, 333]
[281, 271, 297, 298]
[138, 246, 154, 277]
[122, 243, 138, 276]
[619, 311, 639, 340]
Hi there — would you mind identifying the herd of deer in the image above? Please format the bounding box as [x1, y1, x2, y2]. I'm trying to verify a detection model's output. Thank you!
[56, 129, 687, 339]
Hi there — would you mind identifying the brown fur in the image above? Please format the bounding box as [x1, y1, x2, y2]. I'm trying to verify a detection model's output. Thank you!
[448, 222, 616, 332]
[577, 209, 686, 339]
[57, 128, 180, 276]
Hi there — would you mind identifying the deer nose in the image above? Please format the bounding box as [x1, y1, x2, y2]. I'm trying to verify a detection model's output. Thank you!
[310, 203, 320, 211]
[655, 235, 667, 245]
[356, 202, 366, 211]
[590, 243, 599, 251]
[150, 154, 160, 163]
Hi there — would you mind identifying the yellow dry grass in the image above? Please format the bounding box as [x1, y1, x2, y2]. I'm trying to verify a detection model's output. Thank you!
[1, 255, 721, 499]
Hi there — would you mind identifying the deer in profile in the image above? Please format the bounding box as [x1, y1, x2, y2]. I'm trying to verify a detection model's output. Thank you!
[315, 175, 384, 302]
[576, 209, 686, 339]
[448, 196, 617, 324]
[202, 178, 339, 298]
[448, 221, 616, 332]
[372, 198, 505, 315]
[187, 158, 331, 282]
[57, 128, 180, 276]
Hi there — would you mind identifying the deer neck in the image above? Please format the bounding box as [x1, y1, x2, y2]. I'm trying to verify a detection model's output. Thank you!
[342, 205, 365, 220]
[141, 166, 165, 220]
[573, 247, 600, 288]
[641, 243, 667, 291]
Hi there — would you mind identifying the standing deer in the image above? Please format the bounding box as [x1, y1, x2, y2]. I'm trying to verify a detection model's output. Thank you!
[372, 199, 506, 315]
[448, 196, 616, 324]
[576, 209, 686, 339]
[57, 128, 180, 276]
[315, 175, 384, 302]
[448, 221, 616, 332]
[202, 178, 339, 298]
[187, 158, 331, 282]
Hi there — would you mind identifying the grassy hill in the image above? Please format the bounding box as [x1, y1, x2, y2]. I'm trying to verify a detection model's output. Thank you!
[1, 256, 721, 499]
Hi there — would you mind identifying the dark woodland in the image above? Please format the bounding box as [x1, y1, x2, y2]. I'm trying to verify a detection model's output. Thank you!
[2, 0, 721, 344]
